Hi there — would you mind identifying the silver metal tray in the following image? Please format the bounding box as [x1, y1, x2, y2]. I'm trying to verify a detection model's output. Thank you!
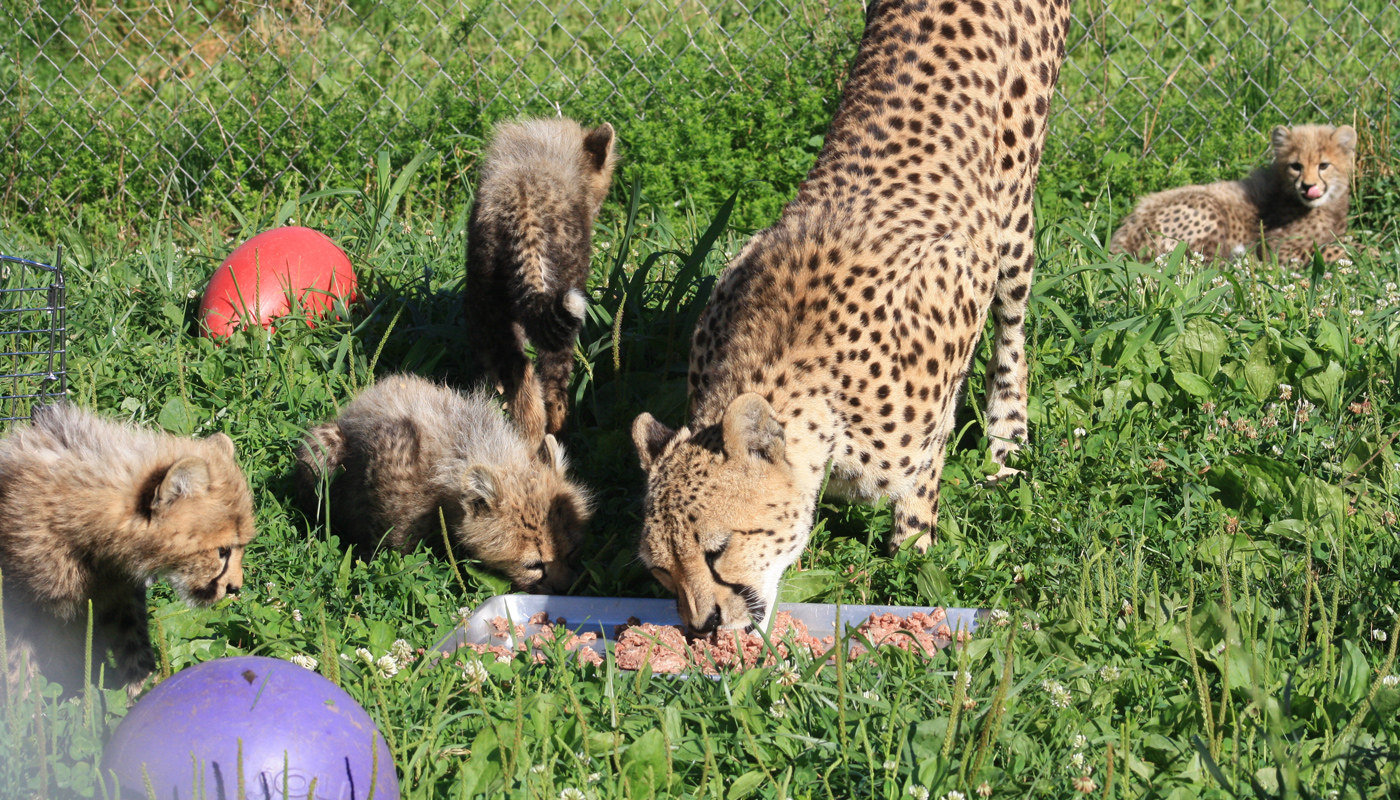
[430, 595, 984, 665]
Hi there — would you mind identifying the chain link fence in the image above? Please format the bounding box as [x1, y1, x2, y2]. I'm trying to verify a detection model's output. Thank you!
[3, 0, 1397, 220]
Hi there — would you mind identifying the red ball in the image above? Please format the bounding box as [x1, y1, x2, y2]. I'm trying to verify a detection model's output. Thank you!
[200, 226, 357, 338]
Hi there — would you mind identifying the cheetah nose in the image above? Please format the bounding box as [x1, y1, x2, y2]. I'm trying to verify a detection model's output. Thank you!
[1304, 183, 1323, 199]
[687, 605, 723, 635]
[226, 583, 241, 596]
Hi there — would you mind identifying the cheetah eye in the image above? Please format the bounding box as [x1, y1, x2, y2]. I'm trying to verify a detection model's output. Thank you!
[470, 497, 489, 514]
[1289, 162, 1303, 171]
[218, 547, 232, 561]
[523, 560, 545, 574]
[1319, 162, 1330, 170]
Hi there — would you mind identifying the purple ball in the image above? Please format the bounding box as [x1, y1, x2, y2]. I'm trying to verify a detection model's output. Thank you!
[102, 656, 398, 800]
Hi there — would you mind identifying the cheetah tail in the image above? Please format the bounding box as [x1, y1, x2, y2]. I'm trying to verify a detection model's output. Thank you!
[517, 286, 588, 352]
[508, 361, 549, 448]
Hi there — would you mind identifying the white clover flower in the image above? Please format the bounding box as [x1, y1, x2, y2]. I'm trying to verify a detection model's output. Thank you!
[777, 664, 801, 686]
[1337, 259, 1353, 266]
[355, 647, 374, 666]
[770, 698, 789, 719]
[186, 289, 199, 300]
[908, 787, 930, 800]
[1382, 675, 1398, 688]
[1373, 629, 1389, 642]
[391, 639, 413, 663]
[1279, 384, 1293, 401]
[1073, 427, 1087, 437]
[458, 607, 472, 622]
[575, 750, 589, 763]
[289, 654, 318, 671]
[560, 789, 585, 800]
[1041, 680, 1071, 709]
[530, 764, 546, 774]
[291, 609, 303, 623]
[462, 660, 489, 691]
[976, 783, 992, 798]
[587, 772, 601, 783]
[1070, 751, 1086, 771]
[990, 609, 1010, 626]
[957, 671, 972, 690]
[1349, 309, 1363, 317]
[1098, 665, 1121, 682]
[940, 792, 967, 800]
[1072, 734, 1087, 750]
[375, 654, 400, 679]
[883, 759, 898, 771]
[862, 689, 881, 701]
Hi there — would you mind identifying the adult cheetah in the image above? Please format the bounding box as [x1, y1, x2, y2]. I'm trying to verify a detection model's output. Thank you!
[632, 0, 1070, 632]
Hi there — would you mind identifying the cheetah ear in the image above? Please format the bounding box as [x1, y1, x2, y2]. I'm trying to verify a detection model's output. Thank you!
[722, 393, 785, 465]
[581, 123, 615, 173]
[1270, 125, 1292, 153]
[1333, 125, 1357, 154]
[632, 413, 677, 472]
[151, 457, 211, 514]
[539, 434, 567, 474]
[206, 432, 236, 459]
[463, 465, 499, 508]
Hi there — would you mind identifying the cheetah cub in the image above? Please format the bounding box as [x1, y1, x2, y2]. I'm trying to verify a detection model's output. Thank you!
[1110, 124, 1357, 264]
[294, 374, 591, 593]
[0, 404, 256, 698]
[464, 117, 617, 442]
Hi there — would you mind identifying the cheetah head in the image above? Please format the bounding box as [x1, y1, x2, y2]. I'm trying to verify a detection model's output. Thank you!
[148, 433, 257, 607]
[455, 435, 591, 594]
[1272, 124, 1356, 209]
[632, 394, 813, 633]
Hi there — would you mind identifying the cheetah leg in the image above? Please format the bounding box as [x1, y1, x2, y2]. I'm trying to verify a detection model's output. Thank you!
[104, 586, 156, 702]
[983, 275, 1031, 484]
[889, 444, 948, 555]
[534, 346, 576, 436]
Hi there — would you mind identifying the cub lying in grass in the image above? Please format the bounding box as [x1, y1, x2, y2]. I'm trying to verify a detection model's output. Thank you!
[0, 403, 256, 699]
[295, 374, 590, 593]
[1110, 124, 1357, 264]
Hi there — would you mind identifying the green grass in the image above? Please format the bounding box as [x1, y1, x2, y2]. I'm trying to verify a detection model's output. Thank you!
[0, 147, 1398, 797]
[1, 1, 1400, 795]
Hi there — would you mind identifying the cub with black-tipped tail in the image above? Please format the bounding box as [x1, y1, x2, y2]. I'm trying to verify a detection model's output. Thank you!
[463, 117, 617, 442]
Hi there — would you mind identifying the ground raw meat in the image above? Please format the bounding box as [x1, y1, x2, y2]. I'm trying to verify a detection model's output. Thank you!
[458, 615, 605, 666]
[612, 609, 964, 674]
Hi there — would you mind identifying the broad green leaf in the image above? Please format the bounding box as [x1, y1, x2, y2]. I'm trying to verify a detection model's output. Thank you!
[778, 569, 837, 603]
[915, 563, 952, 606]
[1171, 370, 1213, 398]
[1314, 319, 1346, 357]
[728, 771, 767, 800]
[157, 395, 196, 435]
[1300, 359, 1344, 412]
[1169, 317, 1228, 379]
[1293, 475, 1347, 540]
[1204, 454, 1299, 520]
[1244, 337, 1279, 402]
[910, 719, 946, 760]
[624, 728, 669, 796]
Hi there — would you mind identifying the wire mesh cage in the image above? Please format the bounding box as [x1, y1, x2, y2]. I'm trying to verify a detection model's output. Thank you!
[0, 249, 67, 427]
